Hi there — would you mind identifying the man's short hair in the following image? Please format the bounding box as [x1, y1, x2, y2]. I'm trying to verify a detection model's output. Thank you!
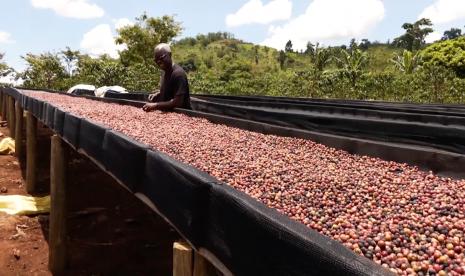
[154, 43, 171, 54]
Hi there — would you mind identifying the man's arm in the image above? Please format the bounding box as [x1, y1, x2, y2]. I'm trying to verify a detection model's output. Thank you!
[142, 95, 183, 112]
[143, 74, 188, 112]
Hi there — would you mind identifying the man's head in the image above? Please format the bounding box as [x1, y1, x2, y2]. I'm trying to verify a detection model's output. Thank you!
[154, 43, 172, 71]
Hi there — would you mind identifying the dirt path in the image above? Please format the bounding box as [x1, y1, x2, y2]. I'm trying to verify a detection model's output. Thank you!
[0, 126, 51, 276]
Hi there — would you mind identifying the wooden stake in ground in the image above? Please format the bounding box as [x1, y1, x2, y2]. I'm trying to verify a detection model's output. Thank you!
[8, 97, 15, 139]
[6, 96, 11, 132]
[26, 111, 37, 194]
[49, 135, 68, 274]
[3, 93, 7, 121]
[0, 91, 3, 121]
[14, 102, 23, 158]
[173, 241, 193, 276]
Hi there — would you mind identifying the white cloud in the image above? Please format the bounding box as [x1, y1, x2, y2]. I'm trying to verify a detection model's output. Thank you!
[80, 24, 126, 58]
[425, 31, 442, 43]
[114, 18, 134, 30]
[261, 0, 385, 50]
[0, 31, 14, 44]
[31, 0, 104, 19]
[419, 0, 465, 25]
[226, 0, 292, 27]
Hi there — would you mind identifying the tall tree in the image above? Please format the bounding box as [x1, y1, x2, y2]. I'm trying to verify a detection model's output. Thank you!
[61, 47, 80, 76]
[359, 39, 371, 50]
[277, 50, 287, 69]
[253, 45, 259, 65]
[349, 38, 358, 52]
[442, 28, 462, 40]
[393, 18, 433, 51]
[116, 13, 183, 65]
[305, 42, 315, 56]
[75, 54, 127, 87]
[0, 53, 12, 77]
[21, 52, 66, 90]
[285, 40, 293, 53]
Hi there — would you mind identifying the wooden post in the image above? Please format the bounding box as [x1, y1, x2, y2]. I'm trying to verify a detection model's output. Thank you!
[173, 241, 193, 276]
[193, 251, 218, 276]
[8, 97, 15, 139]
[26, 111, 37, 194]
[49, 135, 68, 274]
[3, 94, 8, 121]
[0, 91, 3, 121]
[14, 102, 23, 158]
[6, 96, 11, 130]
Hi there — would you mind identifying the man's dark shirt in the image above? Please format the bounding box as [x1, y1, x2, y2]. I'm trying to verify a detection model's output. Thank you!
[157, 64, 191, 109]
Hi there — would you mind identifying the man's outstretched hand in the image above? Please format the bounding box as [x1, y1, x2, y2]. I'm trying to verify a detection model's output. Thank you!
[142, 103, 158, 112]
[148, 91, 160, 102]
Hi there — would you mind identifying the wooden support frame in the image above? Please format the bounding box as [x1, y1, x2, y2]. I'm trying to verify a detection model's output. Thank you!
[26, 111, 37, 194]
[9, 97, 16, 139]
[14, 102, 23, 158]
[3, 93, 7, 121]
[173, 241, 193, 276]
[0, 91, 3, 121]
[193, 251, 218, 276]
[8, 96, 15, 139]
[6, 95, 11, 131]
[49, 135, 68, 274]
[173, 241, 219, 276]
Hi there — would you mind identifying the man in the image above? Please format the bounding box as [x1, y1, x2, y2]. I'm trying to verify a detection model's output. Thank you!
[142, 43, 191, 111]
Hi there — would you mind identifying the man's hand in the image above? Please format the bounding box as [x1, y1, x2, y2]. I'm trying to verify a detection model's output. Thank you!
[148, 91, 160, 102]
[142, 103, 158, 112]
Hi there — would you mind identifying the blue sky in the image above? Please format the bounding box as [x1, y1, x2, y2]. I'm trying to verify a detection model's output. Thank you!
[1, 0, 465, 73]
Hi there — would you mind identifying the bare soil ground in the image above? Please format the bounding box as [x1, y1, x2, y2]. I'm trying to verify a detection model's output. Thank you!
[0, 123, 179, 275]
[0, 126, 50, 276]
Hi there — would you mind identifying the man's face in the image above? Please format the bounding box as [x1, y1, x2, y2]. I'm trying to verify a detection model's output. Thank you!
[154, 51, 171, 71]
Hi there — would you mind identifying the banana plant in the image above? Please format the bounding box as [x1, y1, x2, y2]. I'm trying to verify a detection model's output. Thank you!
[334, 48, 369, 87]
[391, 50, 422, 74]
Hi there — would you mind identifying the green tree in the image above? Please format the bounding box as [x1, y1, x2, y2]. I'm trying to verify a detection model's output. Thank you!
[359, 39, 371, 50]
[277, 50, 287, 69]
[75, 54, 127, 87]
[334, 49, 369, 86]
[21, 52, 66, 90]
[285, 40, 293, 53]
[116, 13, 183, 65]
[61, 47, 80, 76]
[442, 28, 462, 40]
[253, 45, 259, 65]
[349, 38, 358, 52]
[0, 53, 12, 77]
[391, 50, 421, 74]
[393, 18, 434, 51]
[421, 36, 465, 77]
[305, 42, 315, 56]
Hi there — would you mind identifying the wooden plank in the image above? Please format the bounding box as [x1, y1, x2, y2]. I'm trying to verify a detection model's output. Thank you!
[8, 97, 15, 139]
[49, 135, 68, 274]
[26, 111, 37, 194]
[193, 251, 218, 276]
[0, 91, 3, 121]
[14, 102, 23, 158]
[3, 94, 7, 121]
[173, 241, 193, 276]
[6, 96, 11, 132]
